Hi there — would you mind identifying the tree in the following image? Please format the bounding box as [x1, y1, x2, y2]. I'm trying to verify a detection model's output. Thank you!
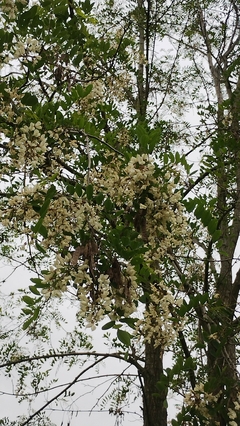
[0, 0, 239, 425]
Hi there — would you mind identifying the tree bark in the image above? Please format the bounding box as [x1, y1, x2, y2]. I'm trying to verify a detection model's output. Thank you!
[143, 342, 167, 426]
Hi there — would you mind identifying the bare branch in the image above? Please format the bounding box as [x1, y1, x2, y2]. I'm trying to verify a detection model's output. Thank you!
[20, 355, 109, 426]
[178, 330, 196, 389]
[69, 129, 125, 157]
[0, 350, 144, 372]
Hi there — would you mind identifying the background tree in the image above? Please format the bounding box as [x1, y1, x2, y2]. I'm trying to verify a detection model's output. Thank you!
[0, 1, 239, 425]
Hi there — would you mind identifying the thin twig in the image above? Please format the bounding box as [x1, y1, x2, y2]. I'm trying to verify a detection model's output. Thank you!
[0, 350, 144, 370]
[69, 129, 124, 157]
[20, 356, 109, 426]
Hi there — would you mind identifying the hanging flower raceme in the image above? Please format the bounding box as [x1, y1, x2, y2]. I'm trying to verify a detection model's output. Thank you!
[0, 127, 189, 344]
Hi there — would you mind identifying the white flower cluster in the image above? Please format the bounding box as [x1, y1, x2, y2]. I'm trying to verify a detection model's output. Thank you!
[78, 80, 103, 116]
[137, 282, 184, 348]
[13, 41, 25, 58]
[26, 37, 41, 53]
[91, 154, 156, 208]
[184, 382, 221, 422]
[0, 147, 189, 337]
[0, 89, 22, 137]
[41, 253, 73, 299]
[43, 250, 140, 306]
[117, 127, 130, 147]
[96, 154, 188, 259]
[40, 195, 103, 250]
[13, 37, 41, 62]
[77, 262, 138, 329]
[124, 154, 155, 189]
[10, 121, 47, 169]
[1, 0, 23, 19]
[106, 71, 132, 102]
[228, 394, 240, 426]
[88, 154, 189, 337]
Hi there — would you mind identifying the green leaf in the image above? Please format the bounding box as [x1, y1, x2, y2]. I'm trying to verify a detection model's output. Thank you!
[75, 183, 82, 197]
[156, 373, 169, 391]
[18, 5, 38, 28]
[75, 84, 84, 98]
[70, 45, 80, 57]
[86, 184, 93, 200]
[67, 184, 75, 195]
[194, 203, 204, 219]
[39, 199, 51, 218]
[83, 84, 93, 97]
[82, 0, 93, 14]
[32, 219, 48, 237]
[38, 224, 47, 238]
[178, 300, 190, 316]
[184, 356, 196, 370]
[29, 285, 40, 296]
[95, 192, 104, 204]
[30, 279, 48, 289]
[54, 5, 68, 18]
[21, 93, 38, 106]
[45, 184, 57, 200]
[184, 198, 197, 213]
[22, 296, 35, 306]
[135, 124, 149, 150]
[201, 209, 212, 226]
[76, 7, 89, 18]
[117, 329, 131, 347]
[22, 308, 33, 315]
[30, 277, 43, 286]
[33, 185, 56, 235]
[35, 242, 46, 254]
[32, 306, 40, 321]
[139, 293, 150, 303]
[212, 229, 221, 242]
[102, 320, 115, 330]
[22, 316, 35, 330]
[75, 83, 93, 98]
[104, 197, 113, 211]
[208, 219, 218, 235]
[73, 53, 83, 67]
[119, 317, 137, 329]
[175, 151, 181, 163]
[163, 152, 169, 165]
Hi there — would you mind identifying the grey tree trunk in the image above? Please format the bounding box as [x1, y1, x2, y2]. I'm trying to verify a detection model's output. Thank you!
[143, 342, 167, 426]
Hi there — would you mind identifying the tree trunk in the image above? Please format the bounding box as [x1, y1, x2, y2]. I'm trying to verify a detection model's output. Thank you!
[143, 342, 167, 426]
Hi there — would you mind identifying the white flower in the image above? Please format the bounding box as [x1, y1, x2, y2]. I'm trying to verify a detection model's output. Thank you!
[228, 408, 237, 420]
[33, 129, 40, 137]
[29, 122, 35, 131]
[35, 121, 42, 129]
[14, 41, 25, 58]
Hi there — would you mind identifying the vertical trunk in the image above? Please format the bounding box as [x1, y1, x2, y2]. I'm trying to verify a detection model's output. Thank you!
[136, 0, 146, 120]
[143, 342, 167, 426]
[135, 2, 168, 424]
[197, 7, 240, 424]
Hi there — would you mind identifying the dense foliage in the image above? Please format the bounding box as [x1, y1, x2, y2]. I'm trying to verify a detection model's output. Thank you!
[0, 0, 239, 425]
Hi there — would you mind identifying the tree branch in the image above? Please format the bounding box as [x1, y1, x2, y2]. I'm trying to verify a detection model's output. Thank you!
[69, 129, 124, 157]
[20, 355, 109, 426]
[231, 266, 240, 309]
[0, 350, 144, 373]
[178, 330, 196, 389]
[183, 169, 216, 198]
